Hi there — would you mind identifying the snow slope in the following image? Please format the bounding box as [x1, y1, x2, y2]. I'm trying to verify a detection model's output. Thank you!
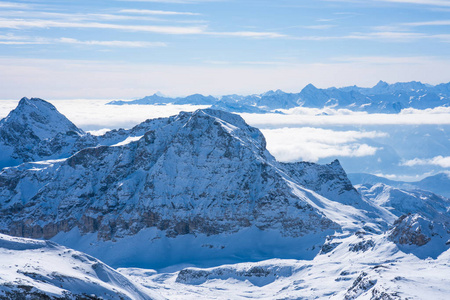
[119, 232, 450, 299]
[0, 234, 160, 299]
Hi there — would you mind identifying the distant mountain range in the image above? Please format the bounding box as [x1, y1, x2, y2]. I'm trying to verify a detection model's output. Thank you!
[349, 172, 450, 198]
[107, 81, 450, 113]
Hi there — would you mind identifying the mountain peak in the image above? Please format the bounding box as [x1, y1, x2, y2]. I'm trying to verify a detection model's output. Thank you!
[17, 97, 55, 110]
[1, 97, 84, 140]
[302, 83, 318, 92]
[374, 80, 389, 88]
[189, 108, 268, 151]
[262, 89, 285, 97]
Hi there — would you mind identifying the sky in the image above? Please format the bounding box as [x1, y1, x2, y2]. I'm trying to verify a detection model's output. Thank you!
[0, 0, 450, 99]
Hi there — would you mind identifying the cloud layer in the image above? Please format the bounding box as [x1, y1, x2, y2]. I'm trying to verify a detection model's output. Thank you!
[261, 127, 386, 162]
[402, 156, 450, 168]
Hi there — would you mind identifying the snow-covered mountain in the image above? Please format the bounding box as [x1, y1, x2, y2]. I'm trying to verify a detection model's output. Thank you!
[107, 81, 450, 113]
[1, 97, 450, 298]
[0, 97, 97, 169]
[0, 99, 391, 268]
[356, 182, 450, 259]
[349, 172, 450, 198]
[0, 234, 159, 299]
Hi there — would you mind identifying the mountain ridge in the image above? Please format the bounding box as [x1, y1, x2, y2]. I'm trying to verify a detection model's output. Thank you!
[107, 80, 450, 114]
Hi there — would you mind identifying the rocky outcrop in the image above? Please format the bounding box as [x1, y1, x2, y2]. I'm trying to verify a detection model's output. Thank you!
[389, 214, 432, 246]
[176, 264, 295, 286]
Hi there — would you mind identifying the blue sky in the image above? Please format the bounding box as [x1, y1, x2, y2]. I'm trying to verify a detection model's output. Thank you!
[1, 0, 450, 99]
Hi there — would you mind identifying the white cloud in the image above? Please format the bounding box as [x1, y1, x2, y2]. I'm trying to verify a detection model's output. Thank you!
[0, 18, 283, 38]
[0, 40, 45, 45]
[0, 11, 165, 22]
[303, 25, 337, 30]
[401, 156, 450, 168]
[243, 112, 450, 127]
[58, 38, 167, 48]
[400, 107, 450, 114]
[333, 56, 437, 64]
[119, 9, 200, 16]
[373, 172, 438, 182]
[261, 127, 383, 162]
[118, 0, 221, 3]
[294, 31, 450, 42]
[325, 0, 450, 6]
[0, 18, 206, 34]
[208, 31, 286, 38]
[378, 0, 450, 7]
[0, 34, 49, 45]
[0, 1, 30, 8]
[0, 34, 167, 48]
[402, 20, 450, 26]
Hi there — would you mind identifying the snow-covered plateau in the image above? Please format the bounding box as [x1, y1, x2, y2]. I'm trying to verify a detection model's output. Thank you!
[0, 97, 449, 299]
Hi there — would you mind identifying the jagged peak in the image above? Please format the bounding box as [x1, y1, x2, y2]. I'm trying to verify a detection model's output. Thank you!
[16, 97, 57, 111]
[161, 108, 269, 157]
[374, 80, 389, 88]
[301, 83, 318, 92]
[200, 108, 249, 126]
[262, 89, 285, 97]
[329, 159, 342, 167]
[1, 97, 84, 140]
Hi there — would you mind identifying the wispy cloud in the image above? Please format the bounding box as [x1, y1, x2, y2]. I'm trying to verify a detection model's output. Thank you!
[0, 18, 284, 38]
[0, 34, 48, 45]
[0, 18, 206, 34]
[401, 156, 450, 168]
[208, 31, 286, 38]
[323, 0, 450, 6]
[0, 34, 167, 48]
[378, 0, 450, 7]
[303, 25, 337, 30]
[58, 38, 167, 48]
[291, 31, 450, 42]
[333, 56, 437, 64]
[402, 19, 450, 26]
[119, 9, 201, 16]
[118, 0, 221, 3]
[0, 10, 208, 24]
[375, 19, 450, 31]
[0, 1, 30, 9]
